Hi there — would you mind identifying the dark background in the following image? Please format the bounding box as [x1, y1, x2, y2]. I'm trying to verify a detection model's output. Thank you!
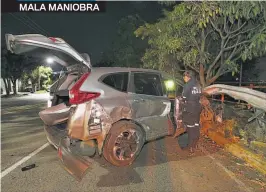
[1, 1, 266, 79]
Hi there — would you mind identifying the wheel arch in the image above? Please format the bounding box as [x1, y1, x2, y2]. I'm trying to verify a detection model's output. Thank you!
[96, 118, 146, 155]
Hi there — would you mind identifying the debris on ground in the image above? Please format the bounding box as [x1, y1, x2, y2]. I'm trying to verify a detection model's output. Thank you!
[21, 164, 36, 171]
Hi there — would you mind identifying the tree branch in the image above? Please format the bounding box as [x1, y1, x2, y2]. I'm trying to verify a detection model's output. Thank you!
[229, 20, 247, 35]
[204, 29, 214, 42]
[206, 38, 225, 79]
[225, 40, 250, 51]
[228, 24, 261, 41]
[220, 69, 231, 76]
[227, 35, 241, 61]
[210, 19, 224, 39]
[224, 36, 231, 48]
[187, 64, 200, 73]
[232, 53, 242, 62]
[223, 16, 228, 34]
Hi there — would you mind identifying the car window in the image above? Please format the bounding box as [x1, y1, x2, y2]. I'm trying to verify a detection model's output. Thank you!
[133, 73, 164, 96]
[102, 73, 129, 92]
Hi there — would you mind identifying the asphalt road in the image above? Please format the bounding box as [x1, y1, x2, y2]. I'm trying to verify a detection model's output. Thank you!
[1, 95, 266, 192]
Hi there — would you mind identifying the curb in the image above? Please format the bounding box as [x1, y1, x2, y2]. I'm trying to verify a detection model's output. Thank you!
[207, 130, 266, 175]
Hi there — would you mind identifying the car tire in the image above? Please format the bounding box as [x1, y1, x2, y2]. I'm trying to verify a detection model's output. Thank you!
[103, 121, 145, 167]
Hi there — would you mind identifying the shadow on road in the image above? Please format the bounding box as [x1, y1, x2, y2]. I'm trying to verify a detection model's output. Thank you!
[92, 134, 221, 187]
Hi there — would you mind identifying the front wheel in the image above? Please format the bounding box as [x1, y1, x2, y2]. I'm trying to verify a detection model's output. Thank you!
[103, 121, 145, 166]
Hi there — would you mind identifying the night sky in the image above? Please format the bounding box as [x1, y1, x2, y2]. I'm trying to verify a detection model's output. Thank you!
[1, 2, 265, 80]
[1, 2, 164, 66]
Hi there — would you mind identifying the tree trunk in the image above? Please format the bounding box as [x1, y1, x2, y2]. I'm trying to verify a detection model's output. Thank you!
[38, 73, 41, 91]
[3, 78, 10, 96]
[199, 64, 206, 88]
[31, 83, 36, 93]
[206, 75, 220, 87]
[12, 79, 17, 95]
[8, 79, 12, 94]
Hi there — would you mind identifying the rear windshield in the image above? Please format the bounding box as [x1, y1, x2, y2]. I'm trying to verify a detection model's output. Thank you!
[13, 44, 80, 67]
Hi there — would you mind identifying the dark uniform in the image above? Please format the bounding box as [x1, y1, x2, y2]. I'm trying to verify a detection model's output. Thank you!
[182, 72, 202, 149]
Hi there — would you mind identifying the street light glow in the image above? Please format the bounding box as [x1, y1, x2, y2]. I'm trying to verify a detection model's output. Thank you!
[165, 80, 175, 90]
[46, 58, 54, 64]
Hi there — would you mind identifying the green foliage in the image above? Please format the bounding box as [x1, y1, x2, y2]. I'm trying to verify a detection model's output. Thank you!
[98, 15, 148, 68]
[1, 47, 38, 94]
[23, 66, 52, 91]
[135, 1, 266, 86]
[39, 66, 52, 90]
[1, 49, 31, 81]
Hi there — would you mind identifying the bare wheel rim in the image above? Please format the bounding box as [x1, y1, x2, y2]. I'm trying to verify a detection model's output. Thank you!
[113, 129, 141, 161]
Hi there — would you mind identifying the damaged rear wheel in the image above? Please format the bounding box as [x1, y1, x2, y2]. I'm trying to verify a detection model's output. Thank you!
[103, 121, 145, 166]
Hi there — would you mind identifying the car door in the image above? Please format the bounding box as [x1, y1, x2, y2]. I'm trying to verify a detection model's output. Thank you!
[128, 72, 172, 141]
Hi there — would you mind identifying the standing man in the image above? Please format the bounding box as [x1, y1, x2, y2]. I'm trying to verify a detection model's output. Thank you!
[181, 70, 202, 153]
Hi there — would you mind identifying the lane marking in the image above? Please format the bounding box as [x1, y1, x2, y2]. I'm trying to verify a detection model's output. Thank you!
[1, 142, 49, 178]
[199, 146, 253, 192]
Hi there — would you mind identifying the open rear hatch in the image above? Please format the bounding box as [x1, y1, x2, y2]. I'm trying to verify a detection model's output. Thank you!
[5, 34, 93, 180]
[6, 34, 91, 68]
[5, 33, 92, 107]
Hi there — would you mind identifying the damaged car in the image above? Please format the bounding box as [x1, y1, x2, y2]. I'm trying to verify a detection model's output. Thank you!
[5, 34, 182, 180]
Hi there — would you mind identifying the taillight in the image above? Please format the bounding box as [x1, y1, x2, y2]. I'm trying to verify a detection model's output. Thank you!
[69, 72, 100, 105]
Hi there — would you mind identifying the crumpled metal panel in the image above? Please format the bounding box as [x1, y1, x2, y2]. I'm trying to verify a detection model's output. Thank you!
[40, 97, 174, 153]
[109, 106, 133, 123]
[67, 102, 92, 140]
[204, 84, 266, 112]
[39, 103, 71, 126]
[58, 137, 92, 181]
[67, 100, 113, 141]
[128, 95, 173, 141]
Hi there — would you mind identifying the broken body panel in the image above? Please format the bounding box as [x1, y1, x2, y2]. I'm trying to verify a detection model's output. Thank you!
[39, 96, 176, 152]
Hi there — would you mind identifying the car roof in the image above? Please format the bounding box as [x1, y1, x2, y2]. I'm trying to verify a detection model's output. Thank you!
[91, 67, 161, 74]
[90, 67, 174, 80]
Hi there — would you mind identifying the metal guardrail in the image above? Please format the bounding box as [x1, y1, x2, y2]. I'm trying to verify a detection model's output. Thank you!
[214, 82, 266, 89]
[207, 81, 266, 106]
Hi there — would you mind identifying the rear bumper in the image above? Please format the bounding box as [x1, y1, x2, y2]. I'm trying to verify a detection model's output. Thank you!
[44, 124, 67, 149]
[58, 137, 93, 181]
[44, 125, 95, 181]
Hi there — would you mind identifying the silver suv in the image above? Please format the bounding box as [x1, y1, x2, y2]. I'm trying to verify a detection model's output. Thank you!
[5, 34, 181, 180]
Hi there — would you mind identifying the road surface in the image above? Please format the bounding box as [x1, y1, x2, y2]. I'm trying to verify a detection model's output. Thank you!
[1, 94, 266, 192]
